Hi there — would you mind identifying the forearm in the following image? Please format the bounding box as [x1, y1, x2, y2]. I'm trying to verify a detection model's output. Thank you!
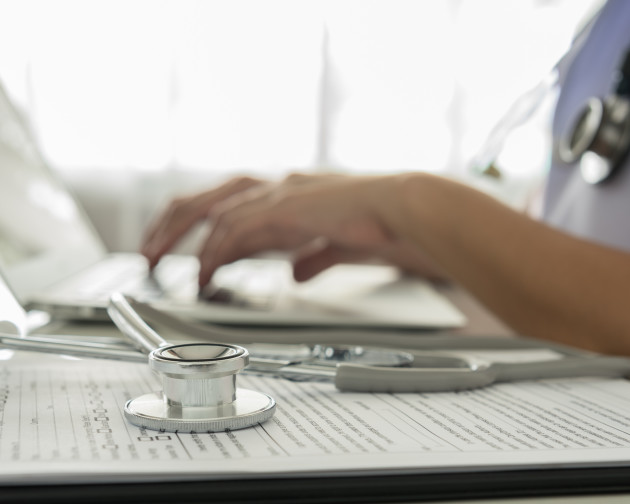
[379, 173, 630, 355]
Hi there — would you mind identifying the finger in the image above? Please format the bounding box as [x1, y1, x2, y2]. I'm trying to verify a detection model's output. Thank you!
[292, 244, 373, 282]
[197, 199, 313, 287]
[141, 176, 264, 268]
[141, 198, 196, 265]
[198, 223, 313, 288]
[140, 201, 183, 252]
[196, 176, 393, 286]
[141, 197, 216, 269]
[141, 176, 264, 250]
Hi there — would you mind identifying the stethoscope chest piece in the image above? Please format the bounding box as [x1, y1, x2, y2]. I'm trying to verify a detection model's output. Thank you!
[124, 343, 276, 433]
[560, 95, 630, 184]
[560, 49, 630, 184]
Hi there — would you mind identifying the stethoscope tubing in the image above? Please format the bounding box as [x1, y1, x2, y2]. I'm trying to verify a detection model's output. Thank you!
[334, 355, 630, 393]
[3, 294, 630, 394]
[0, 332, 147, 363]
[4, 331, 630, 394]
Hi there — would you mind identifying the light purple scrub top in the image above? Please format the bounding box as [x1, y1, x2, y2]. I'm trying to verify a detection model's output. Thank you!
[543, 0, 630, 251]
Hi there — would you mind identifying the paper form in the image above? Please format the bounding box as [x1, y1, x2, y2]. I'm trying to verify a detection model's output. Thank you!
[2, 350, 630, 484]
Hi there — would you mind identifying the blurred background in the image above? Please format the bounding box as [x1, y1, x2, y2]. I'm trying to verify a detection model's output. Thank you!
[0, 0, 599, 252]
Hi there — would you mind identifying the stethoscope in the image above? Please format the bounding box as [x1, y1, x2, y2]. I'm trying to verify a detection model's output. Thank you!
[3, 293, 630, 433]
[474, 38, 630, 185]
[104, 294, 415, 434]
[560, 49, 630, 184]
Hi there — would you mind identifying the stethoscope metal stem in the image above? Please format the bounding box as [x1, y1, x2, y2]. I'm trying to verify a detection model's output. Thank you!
[107, 291, 169, 353]
[108, 293, 276, 433]
[0, 333, 147, 363]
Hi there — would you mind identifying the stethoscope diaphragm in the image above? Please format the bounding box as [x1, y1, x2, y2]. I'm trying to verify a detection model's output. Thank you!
[124, 343, 276, 433]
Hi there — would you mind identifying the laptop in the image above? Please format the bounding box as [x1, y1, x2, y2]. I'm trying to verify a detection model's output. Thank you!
[0, 80, 466, 329]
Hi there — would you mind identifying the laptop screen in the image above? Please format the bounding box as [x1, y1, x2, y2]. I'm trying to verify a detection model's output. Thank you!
[0, 82, 105, 301]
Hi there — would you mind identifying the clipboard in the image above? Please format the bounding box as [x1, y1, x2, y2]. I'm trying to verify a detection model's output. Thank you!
[1, 344, 630, 504]
[2, 464, 630, 503]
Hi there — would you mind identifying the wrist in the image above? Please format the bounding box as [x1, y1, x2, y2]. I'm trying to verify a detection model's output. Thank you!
[373, 172, 439, 242]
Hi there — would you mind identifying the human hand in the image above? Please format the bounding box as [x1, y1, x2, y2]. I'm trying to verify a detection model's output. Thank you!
[194, 172, 446, 287]
[140, 175, 266, 269]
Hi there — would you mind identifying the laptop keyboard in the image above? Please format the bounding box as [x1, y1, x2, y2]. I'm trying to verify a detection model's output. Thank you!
[72, 255, 285, 310]
[79, 269, 165, 299]
[199, 260, 287, 310]
[72, 255, 194, 301]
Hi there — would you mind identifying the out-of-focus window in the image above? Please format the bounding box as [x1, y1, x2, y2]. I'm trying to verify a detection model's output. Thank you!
[0, 0, 600, 249]
[0, 0, 598, 173]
